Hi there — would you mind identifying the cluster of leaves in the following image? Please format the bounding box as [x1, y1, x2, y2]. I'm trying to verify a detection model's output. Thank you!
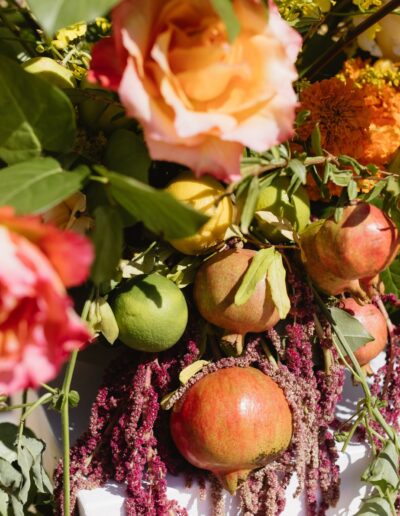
[0, 423, 52, 515]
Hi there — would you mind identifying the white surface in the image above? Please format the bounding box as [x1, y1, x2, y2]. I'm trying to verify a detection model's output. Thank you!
[77, 353, 386, 516]
[77, 440, 371, 516]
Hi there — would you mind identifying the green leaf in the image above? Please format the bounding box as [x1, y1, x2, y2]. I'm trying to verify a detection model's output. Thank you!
[330, 170, 353, 187]
[210, 0, 241, 42]
[362, 441, 399, 494]
[355, 494, 393, 515]
[0, 489, 8, 515]
[0, 158, 88, 214]
[90, 205, 123, 285]
[363, 180, 387, 203]
[235, 248, 276, 306]
[98, 168, 209, 240]
[9, 495, 24, 516]
[27, 0, 119, 35]
[329, 307, 374, 355]
[104, 129, 150, 184]
[0, 55, 75, 164]
[288, 159, 307, 184]
[347, 179, 358, 201]
[0, 423, 18, 464]
[0, 458, 21, 490]
[240, 176, 260, 234]
[267, 249, 291, 319]
[311, 124, 323, 156]
[381, 258, 400, 297]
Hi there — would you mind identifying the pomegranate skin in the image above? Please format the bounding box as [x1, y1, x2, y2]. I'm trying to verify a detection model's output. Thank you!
[315, 203, 399, 280]
[341, 298, 388, 366]
[193, 248, 280, 334]
[170, 367, 292, 493]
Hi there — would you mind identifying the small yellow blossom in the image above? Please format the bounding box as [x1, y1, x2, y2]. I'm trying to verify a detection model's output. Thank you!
[52, 22, 87, 50]
[352, 0, 382, 10]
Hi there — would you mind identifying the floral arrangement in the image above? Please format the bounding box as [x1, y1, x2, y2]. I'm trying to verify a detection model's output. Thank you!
[1, 0, 400, 515]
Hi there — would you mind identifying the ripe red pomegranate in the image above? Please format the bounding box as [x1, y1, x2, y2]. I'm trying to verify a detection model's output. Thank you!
[194, 248, 280, 352]
[170, 367, 292, 493]
[341, 298, 388, 372]
[301, 203, 399, 297]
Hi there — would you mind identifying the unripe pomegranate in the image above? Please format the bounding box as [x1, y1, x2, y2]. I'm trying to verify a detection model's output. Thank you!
[194, 249, 280, 352]
[170, 367, 292, 493]
[340, 298, 388, 372]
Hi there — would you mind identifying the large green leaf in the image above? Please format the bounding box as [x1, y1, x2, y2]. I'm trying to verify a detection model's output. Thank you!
[104, 130, 150, 184]
[0, 56, 75, 164]
[97, 168, 209, 240]
[0, 158, 89, 214]
[27, 0, 119, 35]
[329, 307, 374, 355]
[90, 205, 123, 285]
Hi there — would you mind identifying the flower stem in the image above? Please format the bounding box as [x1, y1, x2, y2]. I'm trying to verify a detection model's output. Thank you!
[61, 348, 79, 516]
[61, 288, 94, 515]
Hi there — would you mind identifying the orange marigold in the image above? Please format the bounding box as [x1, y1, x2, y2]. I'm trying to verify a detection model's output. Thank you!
[299, 75, 400, 167]
[298, 78, 372, 159]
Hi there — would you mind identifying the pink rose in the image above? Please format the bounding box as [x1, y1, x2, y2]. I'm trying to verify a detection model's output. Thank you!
[0, 208, 94, 395]
[89, 0, 301, 182]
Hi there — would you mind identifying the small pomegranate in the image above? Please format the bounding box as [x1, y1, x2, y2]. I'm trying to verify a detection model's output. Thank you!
[301, 204, 399, 297]
[341, 297, 388, 373]
[194, 249, 280, 352]
[170, 367, 292, 493]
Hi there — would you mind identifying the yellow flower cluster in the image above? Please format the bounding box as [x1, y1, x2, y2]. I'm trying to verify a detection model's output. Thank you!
[52, 22, 87, 50]
[352, 0, 383, 10]
[277, 0, 333, 21]
[338, 59, 400, 89]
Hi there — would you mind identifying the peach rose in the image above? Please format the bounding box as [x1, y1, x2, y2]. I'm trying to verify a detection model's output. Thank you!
[0, 207, 93, 395]
[89, 0, 301, 182]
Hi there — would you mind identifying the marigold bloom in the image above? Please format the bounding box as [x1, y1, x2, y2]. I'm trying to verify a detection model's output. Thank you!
[298, 78, 371, 158]
[299, 73, 400, 167]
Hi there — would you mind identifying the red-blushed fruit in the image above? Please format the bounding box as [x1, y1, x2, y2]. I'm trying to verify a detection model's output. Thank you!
[315, 203, 399, 280]
[193, 249, 280, 352]
[170, 367, 292, 493]
[341, 298, 388, 371]
[300, 204, 399, 298]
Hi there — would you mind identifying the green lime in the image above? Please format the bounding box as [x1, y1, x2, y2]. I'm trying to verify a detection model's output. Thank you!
[111, 273, 188, 352]
[256, 177, 310, 242]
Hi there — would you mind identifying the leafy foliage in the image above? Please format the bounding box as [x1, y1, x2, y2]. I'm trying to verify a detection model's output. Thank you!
[0, 158, 89, 214]
[0, 423, 52, 515]
[0, 56, 76, 165]
[27, 0, 119, 35]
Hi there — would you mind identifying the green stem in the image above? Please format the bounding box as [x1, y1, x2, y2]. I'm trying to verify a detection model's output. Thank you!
[61, 288, 94, 515]
[61, 348, 79, 516]
[342, 412, 364, 453]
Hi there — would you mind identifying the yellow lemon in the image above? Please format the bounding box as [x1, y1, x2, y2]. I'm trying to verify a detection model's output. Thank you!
[165, 172, 234, 255]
